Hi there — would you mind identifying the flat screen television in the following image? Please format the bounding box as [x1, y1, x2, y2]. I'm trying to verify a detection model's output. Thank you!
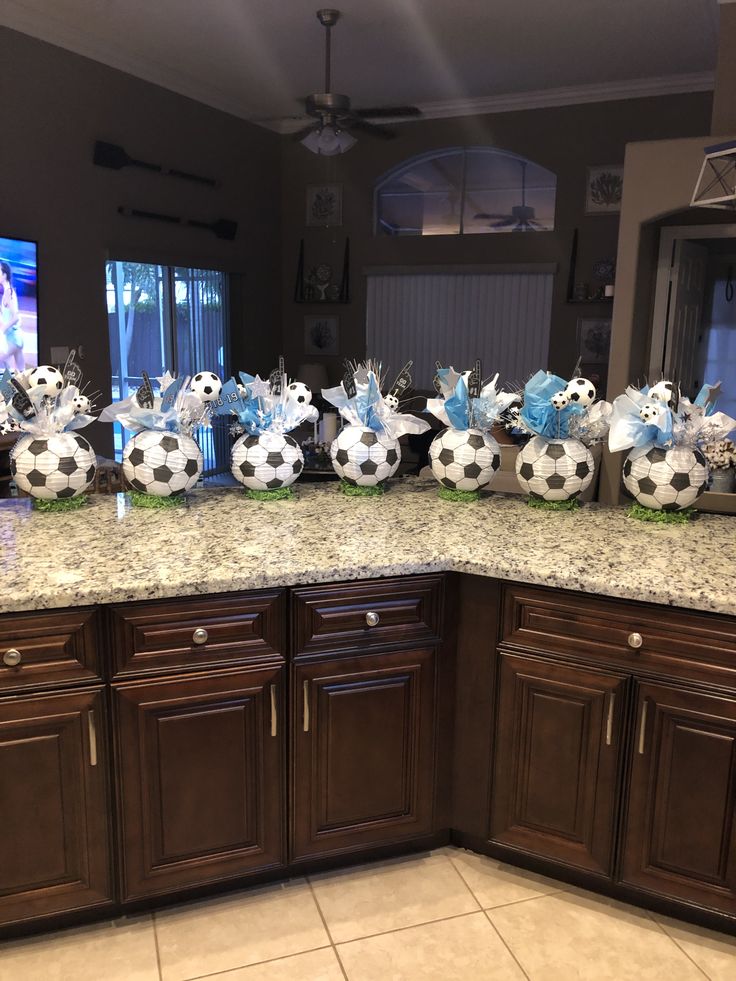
[0, 235, 38, 373]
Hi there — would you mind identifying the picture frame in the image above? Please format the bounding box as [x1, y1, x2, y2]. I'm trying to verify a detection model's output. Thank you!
[585, 165, 624, 214]
[577, 317, 612, 364]
[304, 314, 339, 355]
[306, 184, 342, 227]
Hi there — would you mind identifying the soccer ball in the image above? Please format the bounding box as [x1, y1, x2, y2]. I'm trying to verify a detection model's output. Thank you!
[516, 436, 594, 501]
[190, 372, 222, 402]
[122, 430, 202, 496]
[231, 431, 303, 490]
[564, 377, 596, 406]
[384, 393, 400, 411]
[551, 391, 569, 411]
[11, 432, 96, 500]
[27, 365, 64, 397]
[648, 381, 675, 407]
[639, 402, 660, 423]
[330, 425, 400, 486]
[286, 382, 312, 406]
[623, 443, 707, 511]
[72, 394, 91, 414]
[429, 428, 501, 491]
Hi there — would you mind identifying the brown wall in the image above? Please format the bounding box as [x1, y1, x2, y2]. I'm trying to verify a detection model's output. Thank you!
[280, 93, 711, 384]
[0, 27, 282, 456]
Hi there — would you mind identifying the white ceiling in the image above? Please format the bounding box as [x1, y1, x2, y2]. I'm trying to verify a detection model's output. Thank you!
[0, 0, 720, 130]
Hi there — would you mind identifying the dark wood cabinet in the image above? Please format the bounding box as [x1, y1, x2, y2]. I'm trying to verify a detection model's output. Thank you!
[490, 651, 627, 877]
[291, 647, 437, 860]
[0, 688, 112, 927]
[621, 681, 736, 914]
[114, 665, 285, 900]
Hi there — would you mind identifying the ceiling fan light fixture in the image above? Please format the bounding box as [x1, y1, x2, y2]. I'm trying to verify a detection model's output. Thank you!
[301, 122, 356, 155]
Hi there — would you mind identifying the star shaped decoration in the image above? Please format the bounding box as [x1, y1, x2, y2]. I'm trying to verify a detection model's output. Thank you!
[249, 375, 271, 398]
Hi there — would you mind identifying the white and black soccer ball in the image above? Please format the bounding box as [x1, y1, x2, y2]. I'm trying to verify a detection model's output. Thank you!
[384, 393, 400, 411]
[330, 425, 400, 487]
[623, 443, 707, 511]
[429, 428, 501, 492]
[11, 432, 96, 500]
[26, 365, 64, 397]
[286, 382, 312, 406]
[72, 394, 91, 414]
[647, 381, 675, 407]
[516, 436, 594, 501]
[122, 430, 202, 496]
[231, 431, 304, 490]
[190, 372, 222, 402]
[551, 391, 569, 411]
[564, 377, 596, 407]
[639, 402, 660, 423]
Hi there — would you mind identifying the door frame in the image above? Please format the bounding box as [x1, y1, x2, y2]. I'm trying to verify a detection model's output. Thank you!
[650, 223, 736, 380]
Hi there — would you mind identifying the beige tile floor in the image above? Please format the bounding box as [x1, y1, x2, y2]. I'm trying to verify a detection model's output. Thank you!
[1, 847, 734, 981]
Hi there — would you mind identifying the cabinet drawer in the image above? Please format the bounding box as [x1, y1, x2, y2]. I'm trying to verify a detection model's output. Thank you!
[109, 591, 285, 678]
[0, 608, 100, 691]
[292, 576, 443, 656]
[502, 585, 736, 681]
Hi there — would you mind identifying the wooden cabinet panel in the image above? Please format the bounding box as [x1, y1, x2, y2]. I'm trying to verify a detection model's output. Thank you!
[292, 648, 437, 860]
[0, 608, 100, 692]
[109, 591, 285, 678]
[0, 688, 112, 926]
[621, 682, 736, 914]
[115, 667, 285, 900]
[490, 651, 626, 877]
[292, 577, 443, 656]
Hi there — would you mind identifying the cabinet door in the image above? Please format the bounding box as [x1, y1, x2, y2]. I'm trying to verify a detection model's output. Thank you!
[0, 688, 112, 927]
[115, 666, 284, 900]
[621, 682, 736, 914]
[292, 648, 436, 860]
[490, 651, 626, 876]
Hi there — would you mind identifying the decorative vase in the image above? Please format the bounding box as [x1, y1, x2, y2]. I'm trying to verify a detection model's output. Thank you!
[623, 443, 708, 511]
[330, 425, 400, 487]
[516, 436, 594, 502]
[11, 432, 97, 500]
[429, 428, 501, 492]
[708, 468, 735, 494]
[122, 430, 202, 496]
[231, 432, 304, 490]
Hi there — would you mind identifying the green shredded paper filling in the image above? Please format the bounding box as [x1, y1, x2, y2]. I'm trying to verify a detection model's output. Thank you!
[338, 480, 385, 497]
[438, 487, 480, 503]
[32, 495, 89, 512]
[243, 487, 294, 501]
[128, 491, 187, 509]
[626, 503, 696, 524]
[527, 496, 580, 512]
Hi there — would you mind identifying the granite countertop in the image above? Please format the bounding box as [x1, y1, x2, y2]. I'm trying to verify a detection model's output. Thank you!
[0, 478, 734, 616]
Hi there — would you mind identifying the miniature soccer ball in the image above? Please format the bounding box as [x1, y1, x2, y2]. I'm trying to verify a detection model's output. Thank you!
[330, 425, 400, 486]
[190, 372, 222, 402]
[516, 436, 594, 501]
[639, 402, 660, 423]
[564, 377, 596, 407]
[72, 394, 91, 414]
[26, 365, 64, 397]
[231, 431, 304, 490]
[551, 391, 569, 411]
[647, 381, 675, 407]
[122, 430, 202, 496]
[286, 382, 312, 406]
[11, 432, 96, 500]
[623, 443, 707, 511]
[429, 428, 501, 492]
[384, 393, 400, 411]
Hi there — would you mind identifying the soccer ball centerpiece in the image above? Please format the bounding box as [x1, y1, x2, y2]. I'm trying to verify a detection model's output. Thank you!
[212, 361, 317, 499]
[322, 360, 429, 495]
[122, 430, 202, 497]
[516, 435, 594, 502]
[1, 358, 98, 509]
[429, 428, 500, 492]
[609, 379, 735, 519]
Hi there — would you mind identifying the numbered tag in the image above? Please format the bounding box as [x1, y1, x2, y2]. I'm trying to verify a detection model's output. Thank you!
[136, 370, 155, 409]
[62, 350, 83, 387]
[161, 376, 185, 412]
[0, 369, 14, 404]
[388, 360, 414, 401]
[467, 359, 482, 399]
[342, 363, 357, 399]
[670, 380, 681, 414]
[10, 377, 35, 419]
[571, 356, 583, 379]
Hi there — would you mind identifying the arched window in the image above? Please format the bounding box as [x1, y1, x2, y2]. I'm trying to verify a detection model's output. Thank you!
[374, 147, 556, 236]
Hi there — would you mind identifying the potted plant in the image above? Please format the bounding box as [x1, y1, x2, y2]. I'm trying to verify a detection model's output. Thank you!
[703, 439, 736, 493]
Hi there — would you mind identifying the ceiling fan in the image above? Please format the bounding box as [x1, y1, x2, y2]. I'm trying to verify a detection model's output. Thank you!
[474, 161, 545, 231]
[294, 9, 422, 155]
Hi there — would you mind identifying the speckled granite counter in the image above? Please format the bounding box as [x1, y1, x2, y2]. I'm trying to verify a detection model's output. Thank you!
[0, 478, 734, 616]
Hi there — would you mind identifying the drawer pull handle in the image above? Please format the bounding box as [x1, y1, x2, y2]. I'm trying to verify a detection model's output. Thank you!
[303, 680, 310, 732]
[270, 684, 277, 738]
[638, 700, 648, 755]
[88, 710, 98, 767]
[192, 627, 209, 645]
[2, 648, 21, 667]
[365, 611, 380, 627]
[627, 632, 643, 650]
[605, 693, 616, 746]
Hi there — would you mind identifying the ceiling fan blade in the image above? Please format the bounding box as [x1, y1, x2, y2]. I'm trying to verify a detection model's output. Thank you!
[353, 106, 422, 119]
[291, 123, 319, 141]
[345, 117, 396, 139]
[474, 212, 511, 220]
[489, 218, 516, 228]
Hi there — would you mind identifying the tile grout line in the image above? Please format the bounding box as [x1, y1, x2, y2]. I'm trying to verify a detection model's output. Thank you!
[441, 853, 484, 912]
[645, 910, 713, 981]
[482, 909, 532, 981]
[306, 877, 350, 981]
[447, 852, 567, 912]
[151, 910, 164, 981]
[328, 908, 485, 947]
[179, 943, 334, 981]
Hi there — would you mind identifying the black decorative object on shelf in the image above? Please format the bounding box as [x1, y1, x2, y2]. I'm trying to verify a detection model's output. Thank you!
[94, 141, 219, 188]
[566, 228, 614, 305]
[294, 238, 350, 303]
[117, 206, 237, 240]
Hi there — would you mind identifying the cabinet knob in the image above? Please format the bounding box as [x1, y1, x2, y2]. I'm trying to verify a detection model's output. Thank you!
[627, 632, 643, 650]
[3, 648, 21, 667]
[365, 611, 380, 628]
[192, 628, 209, 646]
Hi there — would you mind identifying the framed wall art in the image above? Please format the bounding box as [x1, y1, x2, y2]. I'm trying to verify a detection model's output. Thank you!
[306, 184, 343, 227]
[577, 317, 612, 364]
[304, 314, 339, 355]
[585, 165, 624, 214]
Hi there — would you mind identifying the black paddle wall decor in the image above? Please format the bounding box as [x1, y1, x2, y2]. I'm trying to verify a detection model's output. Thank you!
[94, 140, 220, 188]
[117, 206, 237, 241]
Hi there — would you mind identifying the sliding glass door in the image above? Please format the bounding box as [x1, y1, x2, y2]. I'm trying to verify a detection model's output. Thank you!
[106, 261, 229, 474]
